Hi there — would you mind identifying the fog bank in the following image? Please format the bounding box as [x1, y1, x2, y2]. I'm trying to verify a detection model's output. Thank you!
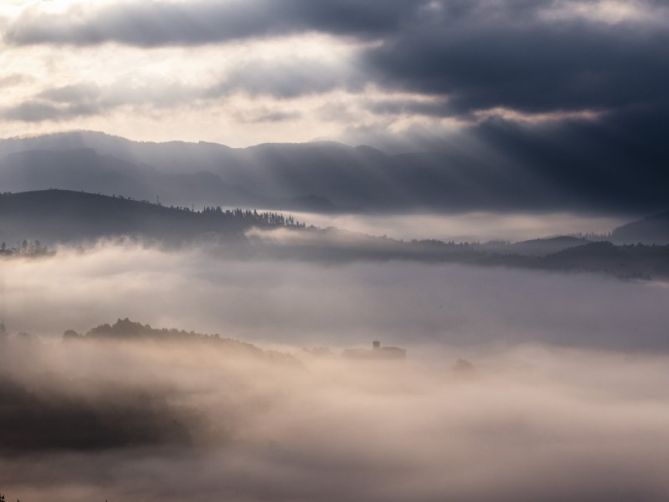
[1, 337, 669, 501]
[1, 243, 668, 351]
[2, 243, 669, 500]
[292, 211, 624, 243]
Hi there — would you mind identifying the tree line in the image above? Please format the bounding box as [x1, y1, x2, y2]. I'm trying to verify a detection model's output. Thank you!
[0, 240, 50, 257]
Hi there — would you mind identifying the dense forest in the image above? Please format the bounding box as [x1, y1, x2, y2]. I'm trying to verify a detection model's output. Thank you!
[0, 189, 304, 245]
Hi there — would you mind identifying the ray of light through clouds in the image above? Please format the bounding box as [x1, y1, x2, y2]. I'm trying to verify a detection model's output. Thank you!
[0, 0, 662, 144]
[0, 0, 458, 146]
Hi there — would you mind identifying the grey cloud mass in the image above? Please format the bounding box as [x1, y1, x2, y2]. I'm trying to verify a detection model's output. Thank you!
[363, 1, 669, 116]
[1, 84, 107, 122]
[6, 0, 669, 117]
[4, 0, 669, 120]
[3, 0, 418, 47]
[1, 100, 101, 122]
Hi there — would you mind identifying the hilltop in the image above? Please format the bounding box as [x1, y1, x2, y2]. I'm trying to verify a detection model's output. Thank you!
[0, 189, 302, 245]
[63, 318, 296, 365]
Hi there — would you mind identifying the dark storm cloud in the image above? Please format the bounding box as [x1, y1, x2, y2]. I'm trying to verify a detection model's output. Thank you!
[362, 1, 669, 116]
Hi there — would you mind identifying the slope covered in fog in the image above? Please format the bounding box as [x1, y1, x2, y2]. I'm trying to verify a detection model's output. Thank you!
[0, 320, 296, 454]
[3, 321, 669, 502]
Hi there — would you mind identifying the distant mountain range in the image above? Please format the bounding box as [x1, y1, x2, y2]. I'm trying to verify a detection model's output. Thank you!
[0, 132, 413, 212]
[1, 130, 666, 214]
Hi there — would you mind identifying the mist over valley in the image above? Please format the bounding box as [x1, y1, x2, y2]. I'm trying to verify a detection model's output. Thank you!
[2, 1, 669, 499]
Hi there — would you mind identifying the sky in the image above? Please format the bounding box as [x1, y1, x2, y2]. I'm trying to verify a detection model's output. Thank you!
[0, 0, 668, 217]
[0, 0, 667, 146]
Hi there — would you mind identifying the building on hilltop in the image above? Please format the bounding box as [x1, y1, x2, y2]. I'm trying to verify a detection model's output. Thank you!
[342, 340, 406, 360]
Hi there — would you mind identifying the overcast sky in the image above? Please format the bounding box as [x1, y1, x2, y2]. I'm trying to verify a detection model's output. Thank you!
[0, 0, 666, 146]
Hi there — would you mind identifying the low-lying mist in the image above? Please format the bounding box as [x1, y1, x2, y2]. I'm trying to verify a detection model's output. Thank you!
[2, 241, 669, 350]
[290, 211, 625, 243]
[2, 242, 669, 501]
[1, 334, 669, 501]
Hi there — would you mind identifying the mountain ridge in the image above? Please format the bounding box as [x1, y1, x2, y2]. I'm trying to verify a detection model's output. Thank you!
[3, 130, 667, 214]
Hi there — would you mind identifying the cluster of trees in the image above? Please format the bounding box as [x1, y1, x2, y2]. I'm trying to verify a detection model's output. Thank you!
[69, 317, 221, 341]
[200, 206, 305, 228]
[63, 318, 296, 364]
[102, 192, 305, 228]
[0, 239, 50, 257]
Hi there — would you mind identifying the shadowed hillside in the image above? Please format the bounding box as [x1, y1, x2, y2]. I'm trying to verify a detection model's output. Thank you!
[612, 211, 669, 244]
[0, 189, 303, 245]
[0, 318, 296, 455]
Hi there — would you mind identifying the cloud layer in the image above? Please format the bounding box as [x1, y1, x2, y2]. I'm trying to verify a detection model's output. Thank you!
[5, 0, 668, 116]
